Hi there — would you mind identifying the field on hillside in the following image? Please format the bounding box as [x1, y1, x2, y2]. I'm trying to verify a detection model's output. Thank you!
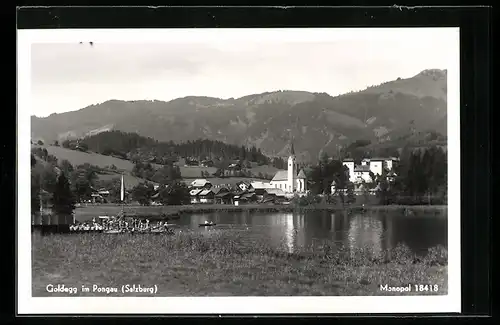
[177, 165, 218, 178]
[97, 173, 158, 190]
[248, 164, 281, 176]
[34, 145, 137, 172]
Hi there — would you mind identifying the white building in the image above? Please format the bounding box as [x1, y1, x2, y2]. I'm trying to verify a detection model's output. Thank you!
[190, 179, 212, 189]
[269, 142, 307, 193]
[343, 157, 399, 184]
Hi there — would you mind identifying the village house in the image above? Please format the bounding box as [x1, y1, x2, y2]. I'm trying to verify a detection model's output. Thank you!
[236, 180, 252, 192]
[343, 157, 399, 184]
[189, 188, 202, 204]
[90, 187, 111, 203]
[213, 187, 233, 204]
[198, 189, 215, 204]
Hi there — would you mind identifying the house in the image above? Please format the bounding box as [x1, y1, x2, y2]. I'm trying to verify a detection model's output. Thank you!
[198, 189, 215, 204]
[190, 179, 212, 189]
[236, 180, 252, 192]
[228, 163, 241, 170]
[189, 189, 203, 204]
[200, 160, 214, 167]
[268, 141, 307, 193]
[353, 165, 372, 183]
[343, 157, 399, 183]
[213, 187, 233, 204]
[330, 180, 347, 195]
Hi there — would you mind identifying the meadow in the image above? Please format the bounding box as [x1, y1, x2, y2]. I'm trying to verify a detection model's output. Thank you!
[32, 230, 448, 296]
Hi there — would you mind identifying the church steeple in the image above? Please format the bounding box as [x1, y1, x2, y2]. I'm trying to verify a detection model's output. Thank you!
[290, 139, 295, 156]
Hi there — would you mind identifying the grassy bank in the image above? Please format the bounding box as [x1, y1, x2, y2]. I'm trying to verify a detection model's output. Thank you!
[74, 203, 447, 222]
[32, 231, 447, 296]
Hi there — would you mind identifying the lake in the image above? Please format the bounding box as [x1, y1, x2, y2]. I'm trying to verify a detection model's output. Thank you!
[174, 209, 448, 256]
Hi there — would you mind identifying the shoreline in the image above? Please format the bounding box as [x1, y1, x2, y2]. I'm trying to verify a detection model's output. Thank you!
[73, 203, 447, 221]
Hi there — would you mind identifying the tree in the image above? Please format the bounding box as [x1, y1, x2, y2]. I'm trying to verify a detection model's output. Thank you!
[319, 151, 329, 165]
[70, 166, 98, 202]
[58, 159, 74, 177]
[39, 164, 58, 194]
[159, 181, 190, 205]
[54, 140, 59, 146]
[31, 159, 41, 216]
[51, 172, 76, 218]
[46, 154, 58, 166]
[131, 182, 155, 206]
[37, 140, 44, 145]
[345, 182, 356, 205]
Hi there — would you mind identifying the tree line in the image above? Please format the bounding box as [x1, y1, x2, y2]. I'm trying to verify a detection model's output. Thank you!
[61, 130, 271, 166]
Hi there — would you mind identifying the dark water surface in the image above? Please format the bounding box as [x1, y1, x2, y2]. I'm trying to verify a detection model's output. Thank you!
[175, 209, 447, 256]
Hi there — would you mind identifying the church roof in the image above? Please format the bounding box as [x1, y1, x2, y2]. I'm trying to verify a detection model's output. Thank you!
[271, 170, 288, 182]
[297, 169, 306, 179]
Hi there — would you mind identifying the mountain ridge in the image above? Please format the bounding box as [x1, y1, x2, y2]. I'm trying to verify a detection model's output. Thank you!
[31, 69, 447, 162]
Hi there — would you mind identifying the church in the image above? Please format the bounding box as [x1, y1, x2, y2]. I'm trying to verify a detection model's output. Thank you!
[269, 141, 307, 194]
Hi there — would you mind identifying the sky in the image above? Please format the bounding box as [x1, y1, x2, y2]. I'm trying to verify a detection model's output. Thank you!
[29, 28, 459, 117]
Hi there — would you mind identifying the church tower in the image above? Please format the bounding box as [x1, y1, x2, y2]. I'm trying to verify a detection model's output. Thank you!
[287, 138, 296, 193]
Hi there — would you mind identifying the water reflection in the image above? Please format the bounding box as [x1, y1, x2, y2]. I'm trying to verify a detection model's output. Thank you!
[178, 209, 447, 256]
[347, 214, 383, 257]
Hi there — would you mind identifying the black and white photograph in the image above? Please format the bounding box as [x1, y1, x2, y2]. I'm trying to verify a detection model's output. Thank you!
[18, 27, 460, 314]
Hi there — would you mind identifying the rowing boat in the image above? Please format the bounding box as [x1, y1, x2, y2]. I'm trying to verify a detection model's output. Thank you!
[199, 223, 216, 227]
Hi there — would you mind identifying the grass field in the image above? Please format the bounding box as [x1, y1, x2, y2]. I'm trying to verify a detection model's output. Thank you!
[36, 145, 138, 172]
[97, 173, 159, 190]
[32, 231, 448, 296]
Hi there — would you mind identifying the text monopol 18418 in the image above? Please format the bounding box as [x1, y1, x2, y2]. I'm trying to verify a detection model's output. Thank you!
[379, 284, 440, 293]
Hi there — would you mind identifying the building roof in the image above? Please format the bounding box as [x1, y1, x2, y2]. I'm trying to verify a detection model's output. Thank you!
[354, 165, 371, 172]
[215, 192, 232, 198]
[199, 189, 213, 196]
[212, 187, 229, 195]
[296, 169, 306, 179]
[189, 189, 202, 196]
[343, 158, 354, 162]
[190, 179, 211, 187]
[250, 181, 274, 189]
[331, 180, 336, 185]
[271, 170, 288, 182]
